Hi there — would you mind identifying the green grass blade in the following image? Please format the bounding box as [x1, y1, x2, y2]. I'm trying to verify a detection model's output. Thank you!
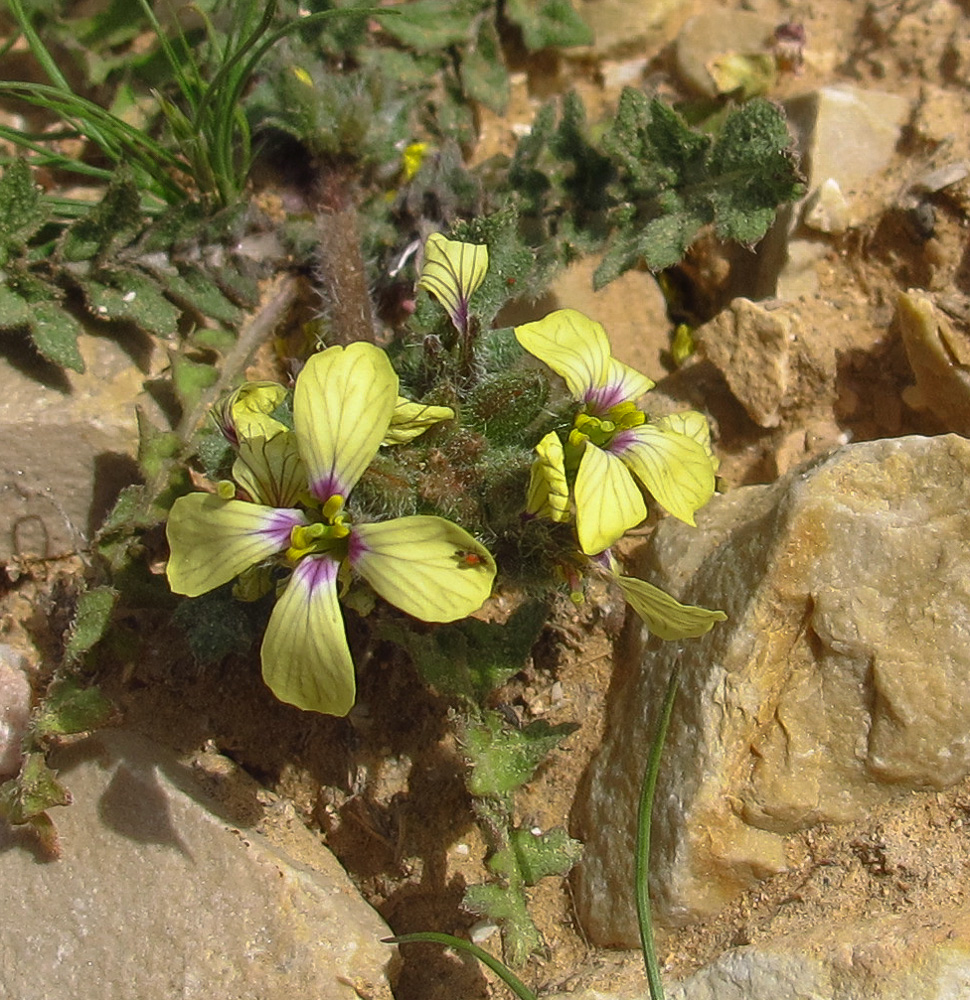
[385, 932, 538, 1000]
[6, 0, 72, 92]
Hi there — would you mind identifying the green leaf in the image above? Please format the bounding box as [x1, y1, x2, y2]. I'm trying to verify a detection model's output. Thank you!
[58, 170, 143, 262]
[0, 159, 47, 266]
[508, 826, 583, 884]
[80, 269, 182, 337]
[136, 408, 182, 481]
[64, 586, 119, 661]
[0, 285, 32, 329]
[463, 712, 578, 797]
[171, 353, 220, 413]
[0, 752, 71, 824]
[34, 677, 114, 737]
[460, 18, 509, 113]
[505, 0, 593, 51]
[28, 298, 85, 372]
[172, 589, 255, 665]
[150, 264, 243, 326]
[707, 99, 804, 244]
[463, 881, 541, 967]
[635, 207, 711, 272]
[377, 0, 482, 51]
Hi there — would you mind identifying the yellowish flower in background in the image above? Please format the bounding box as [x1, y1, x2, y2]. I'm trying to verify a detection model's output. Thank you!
[166, 343, 496, 716]
[516, 308, 717, 555]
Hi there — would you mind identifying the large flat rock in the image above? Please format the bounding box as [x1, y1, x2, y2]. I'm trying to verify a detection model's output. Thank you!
[0, 731, 396, 1000]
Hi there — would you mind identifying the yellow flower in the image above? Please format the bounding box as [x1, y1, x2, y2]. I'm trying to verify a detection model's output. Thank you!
[166, 343, 496, 716]
[418, 233, 489, 335]
[516, 309, 717, 555]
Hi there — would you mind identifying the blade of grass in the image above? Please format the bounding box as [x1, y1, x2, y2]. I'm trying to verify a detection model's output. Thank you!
[635, 659, 682, 1000]
[385, 932, 538, 1000]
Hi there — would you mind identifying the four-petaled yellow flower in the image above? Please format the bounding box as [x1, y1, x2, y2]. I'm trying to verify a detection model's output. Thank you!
[166, 343, 496, 716]
[516, 309, 717, 555]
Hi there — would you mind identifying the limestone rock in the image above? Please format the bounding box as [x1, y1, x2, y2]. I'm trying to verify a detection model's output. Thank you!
[543, 909, 970, 999]
[0, 331, 163, 561]
[577, 0, 689, 58]
[0, 730, 396, 1000]
[694, 297, 836, 428]
[749, 86, 910, 299]
[897, 290, 970, 435]
[574, 435, 970, 942]
[0, 644, 31, 778]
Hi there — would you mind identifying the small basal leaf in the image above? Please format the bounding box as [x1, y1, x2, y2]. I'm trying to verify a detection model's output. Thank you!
[463, 712, 578, 797]
[28, 298, 85, 372]
[57, 170, 142, 262]
[377, 0, 479, 51]
[81, 269, 182, 337]
[4, 752, 72, 823]
[150, 264, 243, 326]
[0, 285, 32, 329]
[64, 586, 119, 662]
[34, 677, 114, 737]
[0, 159, 47, 266]
[510, 826, 583, 884]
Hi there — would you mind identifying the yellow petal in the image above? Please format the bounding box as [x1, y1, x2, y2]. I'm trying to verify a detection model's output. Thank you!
[232, 431, 308, 507]
[526, 431, 571, 522]
[383, 396, 455, 445]
[613, 573, 726, 640]
[418, 233, 489, 331]
[294, 343, 398, 501]
[514, 308, 611, 402]
[593, 357, 655, 411]
[574, 442, 646, 554]
[166, 493, 305, 597]
[215, 381, 289, 443]
[351, 516, 495, 622]
[261, 555, 356, 715]
[618, 423, 716, 526]
[654, 409, 719, 473]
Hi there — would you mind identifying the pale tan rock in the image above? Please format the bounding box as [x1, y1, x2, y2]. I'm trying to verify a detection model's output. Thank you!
[0, 731, 396, 1000]
[574, 435, 970, 943]
[897, 290, 970, 435]
[694, 297, 836, 428]
[577, 0, 689, 57]
[543, 909, 970, 999]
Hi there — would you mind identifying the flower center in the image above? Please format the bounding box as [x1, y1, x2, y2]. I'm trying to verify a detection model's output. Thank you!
[565, 402, 645, 468]
[285, 494, 351, 563]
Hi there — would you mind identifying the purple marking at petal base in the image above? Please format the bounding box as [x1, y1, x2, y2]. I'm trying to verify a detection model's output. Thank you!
[260, 509, 308, 547]
[294, 553, 339, 591]
[608, 428, 637, 454]
[309, 471, 347, 503]
[346, 530, 368, 567]
[585, 384, 628, 414]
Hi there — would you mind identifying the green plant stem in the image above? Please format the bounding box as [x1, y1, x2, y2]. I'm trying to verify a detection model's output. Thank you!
[636, 659, 681, 1000]
[386, 932, 538, 1000]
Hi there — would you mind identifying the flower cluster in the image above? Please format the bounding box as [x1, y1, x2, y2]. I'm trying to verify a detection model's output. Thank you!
[166, 342, 496, 716]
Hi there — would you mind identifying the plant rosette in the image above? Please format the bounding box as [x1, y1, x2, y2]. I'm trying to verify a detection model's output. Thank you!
[165, 342, 496, 715]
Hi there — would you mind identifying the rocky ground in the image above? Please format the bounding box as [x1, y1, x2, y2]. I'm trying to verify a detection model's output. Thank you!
[4, 0, 970, 998]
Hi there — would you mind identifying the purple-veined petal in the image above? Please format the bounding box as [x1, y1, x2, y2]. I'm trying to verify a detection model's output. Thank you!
[585, 357, 655, 413]
[166, 493, 306, 597]
[615, 423, 716, 525]
[526, 431, 571, 522]
[261, 555, 356, 716]
[418, 233, 489, 334]
[514, 309, 612, 402]
[294, 343, 398, 502]
[233, 431, 308, 508]
[613, 573, 726, 640]
[351, 516, 495, 622]
[573, 443, 646, 554]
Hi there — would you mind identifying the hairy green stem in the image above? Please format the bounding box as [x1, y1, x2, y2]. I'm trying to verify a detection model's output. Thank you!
[636, 659, 681, 1000]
